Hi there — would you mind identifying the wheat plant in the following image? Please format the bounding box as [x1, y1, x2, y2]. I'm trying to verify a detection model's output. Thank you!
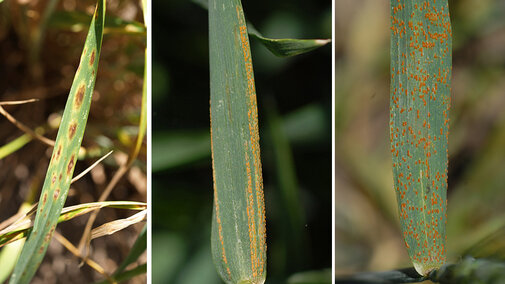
[208, 0, 329, 283]
[334, 0, 505, 283]
[0, 0, 147, 282]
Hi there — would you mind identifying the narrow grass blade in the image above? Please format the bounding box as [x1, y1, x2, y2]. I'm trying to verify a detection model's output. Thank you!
[264, 100, 305, 269]
[30, 0, 58, 66]
[0, 238, 25, 282]
[141, 0, 147, 19]
[71, 150, 113, 183]
[112, 264, 147, 283]
[0, 201, 144, 237]
[390, 0, 452, 276]
[209, 0, 266, 283]
[127, 50, 147, 165]
[0, 105, 55, 147]
[59, 201, 146, 221]
[95, 263, 147, 284]
[248, 24, 330, 57]
[90, 210, 146, 240]
[192, 0, 208, 9]
[0, 134, 32, 160]
[114, 224, 146, 275]
[9, 0, 105, 282]
[0, 201, 145, 248]
[0, 204, 31, 283]
[0, 204, 36, 233]
[461, 217, 505, 260]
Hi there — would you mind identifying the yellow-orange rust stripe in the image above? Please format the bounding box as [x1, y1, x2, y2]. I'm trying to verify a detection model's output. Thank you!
[245, 150, 257, 277]
[236, 4, 266, 279]
[210, 109, 232, 279]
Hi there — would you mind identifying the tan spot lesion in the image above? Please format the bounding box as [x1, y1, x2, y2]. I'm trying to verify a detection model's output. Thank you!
[74, 83, 86, 108]
[53, 144, 62, 162]
[53, 188, 60, 200]
[68, 122, 77, 140]
[67, 155, 75, 175]
[43, 225, 56, 243]
[57, 145, 62, 158]
[89, 49, 96, 66]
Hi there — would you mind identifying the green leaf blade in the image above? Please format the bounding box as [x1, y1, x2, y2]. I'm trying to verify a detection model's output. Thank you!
[390, 0, 452, 276]
[248, 26, 330, 57]
[0, 134, 32, 160]
[209, 0, 266, 283]
[193, 1, 329, 57]
[114, 224, 146, 275]
[9, 1, 106, 283]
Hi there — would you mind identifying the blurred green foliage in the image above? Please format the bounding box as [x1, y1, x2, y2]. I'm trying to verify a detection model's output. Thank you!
[335, 0, 505, 278]
[152, 0, 331, 283]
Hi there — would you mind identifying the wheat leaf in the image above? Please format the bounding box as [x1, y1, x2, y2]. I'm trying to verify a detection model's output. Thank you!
[390, 0, 452, 276]
[209, 0, 267, 283]
[9, 0, 106, 282]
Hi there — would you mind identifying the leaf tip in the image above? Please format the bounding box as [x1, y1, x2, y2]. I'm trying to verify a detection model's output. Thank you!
[315, 39, 331, 45]
[413, 262, 441, 277]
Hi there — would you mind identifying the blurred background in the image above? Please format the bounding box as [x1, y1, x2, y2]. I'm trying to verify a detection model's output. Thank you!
[152, 0, 331, 283]
[0, 0, 146, 282]
[335, 0, 505, 278]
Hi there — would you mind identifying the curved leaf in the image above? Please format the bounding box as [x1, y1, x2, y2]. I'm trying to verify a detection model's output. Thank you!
[248, 24, 330, 57]
[114, 224, 146, 275]
[194, 0, 329, 57]
[0, 134, 31, 160]
[0, 201, 145, 249]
